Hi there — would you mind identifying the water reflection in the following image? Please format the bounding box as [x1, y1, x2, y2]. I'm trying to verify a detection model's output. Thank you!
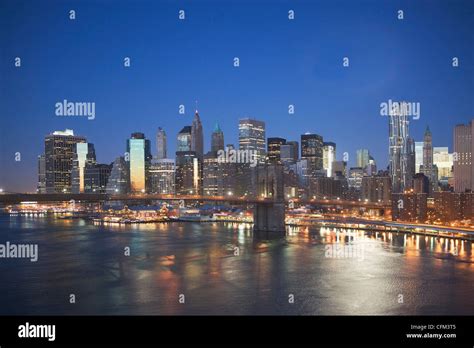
[0, 215, 473, 315]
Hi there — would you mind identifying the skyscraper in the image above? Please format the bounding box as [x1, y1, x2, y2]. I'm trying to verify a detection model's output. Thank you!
[106, 157, 130, 194]
[281, 141, 299, 166]
[191, 110, 204, 158]
[323, 142, 336, 178]
[267, 137, 286, 164]
[421, 126, 437, 193]
[453, 121, 474, 192]
[433, 147, 453, 180]
[126, 132, 152, 193]
[211, 123, 224, 153]
[177, 126, 192, 152]
[301, 133, 324, 177]
[239, 118, 266, 163]
[356, 149, 370, 169]
[44, 129, 87, 193]
[388, 102, 411, 193]
[415, 141, 424, 173]
[156, 127, 167, 160]
[175, 151, 201, 195]
[72, 142, 96, 193]
[37, 155, 46, 193]
[149, 158, 175, 194]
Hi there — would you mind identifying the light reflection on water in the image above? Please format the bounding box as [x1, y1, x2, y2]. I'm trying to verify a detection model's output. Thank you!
[1, 215, 473, 315]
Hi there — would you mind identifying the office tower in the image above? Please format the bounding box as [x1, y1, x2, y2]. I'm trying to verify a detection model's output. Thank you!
[126, 132, 152, 193]
[175, 151, 201, 195]
[287, 141, 299, 161]
[301, 133, 323, 177]
[365, 156, 377, 176]
[388, 102, 411, 193]
[361, 175, 391, 203]
[267, 137, 286, 164]
[149, 158, 175, 194]
[331, 160, 347, 178]
[281, 142, 299, 166]
[453, 121, 474, 192]
[356, 149, 370, 168]
[420, 126, 437, 193]
[177, 126, 192, 152]
[71, 143, 96, 193]
[37, 155, 46, 193]
[322, 142, 336, 178]
[191, 110, 204, 158]
[406, 137, 416, 190]
[413, 173, 429, 194]
[211, 123, 225, 153]
[106, 157, 130, 194]
[433, 147, 453, 179]
[84, 163, 112, 193]
[239, 118, 266, 163]
[415, 142, 423, 173]
[203, 152, 236, 196]
[45, 129, 86, 193]
[156, 127, 167, 160]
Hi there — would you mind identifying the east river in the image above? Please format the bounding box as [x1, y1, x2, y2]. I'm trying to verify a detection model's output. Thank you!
[1, 214, 473, 315]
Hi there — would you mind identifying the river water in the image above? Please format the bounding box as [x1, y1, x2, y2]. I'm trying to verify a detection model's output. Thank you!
[0, 214, 473, 315]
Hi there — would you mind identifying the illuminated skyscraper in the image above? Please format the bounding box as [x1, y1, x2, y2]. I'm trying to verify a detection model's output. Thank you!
[281, 141, 299, 166]
[433, 147, 453, 180]
[301, 133, 323, 177]
[388, 103, 411, 193]
[175, 151, 201, 195]
[156, 127, 167, 160]
[191, 110, 204, 158]
[177, 126, 192, 152]
[267, 137, 286, 164]
[106, 157, 130, 194]
[149, 158, 175, 194]
[239, 118, 266, 163]
[44, 129, 86, 193]
[453, 121, 474, 192]
[415, 142, 423, 173]
[356, 149, 370, 168]
[72, 143, 96, 193]
[420, 126, 437, 193]
[323, 142, 336, 177]
[37, 155, 46, 193]
[126, 132, 152, 193]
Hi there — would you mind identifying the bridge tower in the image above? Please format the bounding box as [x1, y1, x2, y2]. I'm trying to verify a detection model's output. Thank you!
[253, 164, 286, 236]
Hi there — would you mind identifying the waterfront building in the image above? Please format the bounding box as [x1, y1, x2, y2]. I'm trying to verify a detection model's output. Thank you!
[106, 157, 129, 194]
[84, 163, 112, 193]
[44, 129, 87, 193]
[149, 158, 175, 194]
[175, 151, 201, 195]
[391, 192, 427, 222]
[126, 132, 152, 193]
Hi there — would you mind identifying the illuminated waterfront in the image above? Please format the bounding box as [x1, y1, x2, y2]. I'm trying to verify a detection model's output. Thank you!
[0, 214, 473, 315]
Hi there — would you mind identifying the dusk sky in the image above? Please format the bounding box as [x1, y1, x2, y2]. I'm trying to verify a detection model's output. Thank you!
[1, 0, 473, 192]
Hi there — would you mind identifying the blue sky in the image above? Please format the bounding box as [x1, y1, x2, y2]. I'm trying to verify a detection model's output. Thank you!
[1, 0, 473, 192]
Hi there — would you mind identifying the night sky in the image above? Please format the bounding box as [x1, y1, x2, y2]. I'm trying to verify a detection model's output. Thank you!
[1, 0, 473, 192]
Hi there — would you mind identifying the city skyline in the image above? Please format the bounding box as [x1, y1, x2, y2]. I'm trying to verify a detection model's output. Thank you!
[1, 0, 473, 192]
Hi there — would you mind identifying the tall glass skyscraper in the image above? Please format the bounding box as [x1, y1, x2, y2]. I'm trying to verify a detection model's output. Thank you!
[301, 133, 323, 177]
[415, 141, 424, 173]
[156, 127, 167, 160]
[126, 132, 151, 193]
[239, 118, 266, 163]
[323, 142, 336, 178]
[356, 149, 370, 168]
[388, 103, 411, 193]
[72, 142, 96, 193]
[177, 126, 192, 152]
[106, 157, 130, 194]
